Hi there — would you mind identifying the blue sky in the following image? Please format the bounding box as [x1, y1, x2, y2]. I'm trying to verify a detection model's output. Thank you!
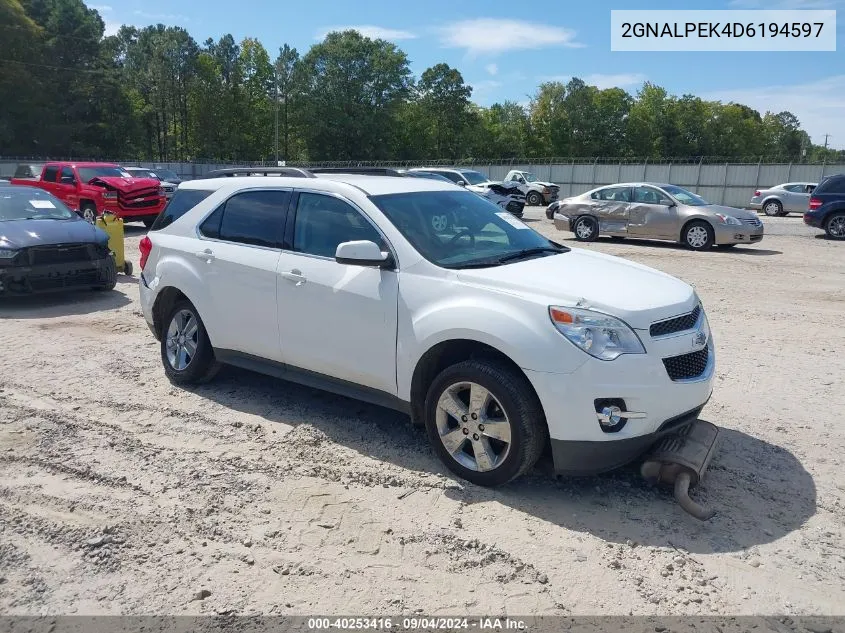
[87, 0, 844, 148]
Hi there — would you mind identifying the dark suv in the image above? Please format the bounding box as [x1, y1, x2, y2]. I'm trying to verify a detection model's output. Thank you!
[805, 174, 845, 239]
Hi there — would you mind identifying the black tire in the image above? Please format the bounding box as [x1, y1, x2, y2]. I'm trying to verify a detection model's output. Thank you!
[762, 200, 782, 217]
[526, 191, 543, 206]
[160, 300, 220, 385]
[81, 203, 97, 224]
[94, 255, 117, 291]
[572, 215, 599, 242]
[825, 212, 845, 240]
[681, 220, 714, 250]
[545, 208, 554, 220]
[123, 260, 133, 276]
[423, 359, 546, 487]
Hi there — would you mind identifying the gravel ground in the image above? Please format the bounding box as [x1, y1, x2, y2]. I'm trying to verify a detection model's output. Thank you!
[1, 212, 844, 616]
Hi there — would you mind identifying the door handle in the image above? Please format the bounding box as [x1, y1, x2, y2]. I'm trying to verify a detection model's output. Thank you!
[280, 269, 306, 286]
[195, 249, 215, 262]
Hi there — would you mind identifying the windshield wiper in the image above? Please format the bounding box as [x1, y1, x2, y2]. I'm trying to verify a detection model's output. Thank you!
[448, 260, 504, 269]
[497, 247, 565, 264]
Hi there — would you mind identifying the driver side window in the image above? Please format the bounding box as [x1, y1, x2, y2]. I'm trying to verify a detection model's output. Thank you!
[60, 166, 75, 184]
[633, 186, 671, 205]
[293, 193, 384, 259]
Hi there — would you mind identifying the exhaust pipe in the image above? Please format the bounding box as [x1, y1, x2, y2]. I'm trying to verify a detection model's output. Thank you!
[641, 420, 720, 520]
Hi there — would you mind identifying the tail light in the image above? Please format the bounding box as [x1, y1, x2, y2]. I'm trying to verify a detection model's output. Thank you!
[809, 197, 822, 210]
[754, 190, 761, 197]
[139, 236, 152, 270]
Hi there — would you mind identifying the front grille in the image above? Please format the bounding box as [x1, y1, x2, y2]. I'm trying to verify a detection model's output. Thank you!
[28, 244, 94, 266]
[118, 187, 161, 209]
[506, 201, 524, 213]
[28, 270, 99, 291]
[742, 218, 762, 227]
[650, 304, 701, 337]
[548, 185, 560, 193]
[663, 347, 710, 381]
[122, 198, 160, 209]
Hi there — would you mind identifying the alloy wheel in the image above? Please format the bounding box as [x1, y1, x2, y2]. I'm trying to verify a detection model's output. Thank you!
[435, 381, 512, 472]
[165, 309, 199, 371]
[686, 225, 709, 248]
[575, 218, 594, 239]
[828, 215, 845, 238]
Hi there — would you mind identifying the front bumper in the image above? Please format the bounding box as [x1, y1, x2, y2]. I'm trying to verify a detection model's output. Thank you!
[0, 256, 113, 295]
[553, 213, 571, 232]
[712, 221, 764, 245]
[524, 313, 716, 474]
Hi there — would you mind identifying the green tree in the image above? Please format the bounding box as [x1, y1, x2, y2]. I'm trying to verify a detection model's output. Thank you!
[274, 43, 301, 161]
[416, 63, 473, 158]
[298, 30, 412, 160]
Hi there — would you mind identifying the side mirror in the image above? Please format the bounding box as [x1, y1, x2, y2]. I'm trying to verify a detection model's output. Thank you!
[335, 240, 392, 268]
[456, 180, 466, 187]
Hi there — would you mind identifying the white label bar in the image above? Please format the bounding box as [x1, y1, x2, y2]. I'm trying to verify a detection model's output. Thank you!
[611, 10, 836, 51]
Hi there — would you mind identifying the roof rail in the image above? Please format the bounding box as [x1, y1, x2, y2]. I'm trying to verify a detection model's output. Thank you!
[309, 167, 404, 177]
[200, 167, 316, 179]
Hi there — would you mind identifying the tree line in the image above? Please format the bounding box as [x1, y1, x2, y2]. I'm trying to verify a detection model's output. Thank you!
[1, 0, 841, 163]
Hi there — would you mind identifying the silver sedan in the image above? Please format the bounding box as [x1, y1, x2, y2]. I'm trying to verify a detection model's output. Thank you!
[553, 182, 764, 250]
[750, 182, 816, 216]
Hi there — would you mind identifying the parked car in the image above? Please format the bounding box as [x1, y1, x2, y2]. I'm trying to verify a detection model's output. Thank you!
[407, 167, 495, 193]
[804, 174, 845, 240]
[503, 170, 560, 206]
[10, 162, 167, 226]
[0, 185, 117, 295]
[0, 179, 8, 185]
[124, 166, 182, 200]
[139, 168, 715, 487]
[553, 182, 764, 250]
[750, 182, 816, 216]
[546, 200, 561, 219]
[403, 168, 525, 216]
[11, 163, 44, 181]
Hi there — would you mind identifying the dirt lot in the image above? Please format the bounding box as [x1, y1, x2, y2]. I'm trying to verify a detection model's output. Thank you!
[1, 213, 844, 616]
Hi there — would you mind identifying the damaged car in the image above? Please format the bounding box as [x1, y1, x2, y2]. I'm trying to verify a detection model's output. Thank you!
[0, 185, 117, 295]
[504, 170, 560, 206]
[554, 183, 764, 250]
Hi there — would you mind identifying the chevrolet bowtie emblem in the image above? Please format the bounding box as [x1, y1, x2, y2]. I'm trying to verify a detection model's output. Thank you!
[692, 331, 707, 349]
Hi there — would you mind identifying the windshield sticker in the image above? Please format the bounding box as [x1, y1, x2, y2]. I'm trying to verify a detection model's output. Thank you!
[30, 199, 56, 209]
[496, 212, 529, 229]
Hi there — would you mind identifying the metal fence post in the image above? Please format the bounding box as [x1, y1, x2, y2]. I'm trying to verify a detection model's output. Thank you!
[617, 160, 623, 183]
[721, 162, 728, 204]
[667, 161, 673, 184]
[591, 157, 599, 190]
[754, 157, 762, 191]
[820, 157, 827, 181]
[695, 158, 703, 191]
[642, 157, 648, 181]
[786, 162, 792, 182]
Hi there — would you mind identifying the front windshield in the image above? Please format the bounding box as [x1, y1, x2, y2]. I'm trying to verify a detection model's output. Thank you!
[460, 170, 489, 186]
[371, 190, 566, 269]
[0, 189, 75, 221]
[78, 166, 132, 183]
[662, 185, 709, 206]
[155, 169, 179, 180]
[128, 168, 157, 179]
[522, 172, 538, 182]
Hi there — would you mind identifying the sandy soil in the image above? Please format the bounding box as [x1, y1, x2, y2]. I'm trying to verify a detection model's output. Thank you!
[1, 213, 844, 616]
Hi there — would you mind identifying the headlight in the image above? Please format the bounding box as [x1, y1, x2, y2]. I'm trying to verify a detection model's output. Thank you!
[542, 187, 550, 194]
[549, 306, 645, 361]
[715, 213, 741, 225]
[0, 247, 18, 259]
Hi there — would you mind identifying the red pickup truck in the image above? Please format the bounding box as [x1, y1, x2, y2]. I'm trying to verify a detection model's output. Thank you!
[10, 161, 168, 226]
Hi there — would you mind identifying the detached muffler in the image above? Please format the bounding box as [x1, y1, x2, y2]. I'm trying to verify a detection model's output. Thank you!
[640, 420, 721, 520]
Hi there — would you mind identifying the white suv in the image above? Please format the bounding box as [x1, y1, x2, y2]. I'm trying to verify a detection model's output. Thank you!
[139, 168, 715, 486]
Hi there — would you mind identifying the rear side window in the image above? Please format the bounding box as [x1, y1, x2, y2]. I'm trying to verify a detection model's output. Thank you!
[816, 176, 845, 194]
[200, 190, 290, 248]
[150, 189, 214, 231]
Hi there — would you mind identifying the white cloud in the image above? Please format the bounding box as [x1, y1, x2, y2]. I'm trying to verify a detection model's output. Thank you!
[439, 19, 583, 56]
[133, 10, 189, 22]
[538, 73, 647, 90]
[102, 19, 121, 36]
[485, 63, 498, 76]
[89, 4, 112, 11]
[469, 79, 503, 104]
[704, 75, 845, 149]
[315, 25, 417, 41]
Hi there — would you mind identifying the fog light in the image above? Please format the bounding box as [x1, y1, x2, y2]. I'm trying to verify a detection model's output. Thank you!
[598, 405, 624, 429]
[594, 398, 647, 433]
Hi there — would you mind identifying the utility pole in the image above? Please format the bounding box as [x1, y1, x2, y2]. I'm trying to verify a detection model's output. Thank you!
[823, 133, 831, 149]
[274, 65, 280, 165]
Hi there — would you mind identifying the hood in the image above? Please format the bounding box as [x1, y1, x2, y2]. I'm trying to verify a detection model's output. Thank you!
[701, 204, 758, 220]
[456, 248, 696, 329]
[0, 216, 106, 249]
[89, 176, 161, 194]
[530, 181, 557, 188]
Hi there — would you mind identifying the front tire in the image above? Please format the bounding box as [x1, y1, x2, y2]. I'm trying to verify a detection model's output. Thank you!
[682, 220, 714, 250]
[93, 255, 117, 291]
[424, 360, 546, 487]
[161, 300, 220, 385]
[81, 204, 97, 224]
[763, 200, 782, 217]
[572, 215, 599, 242]
[825, 212, 845, 240]
[526, 191, 543, 206]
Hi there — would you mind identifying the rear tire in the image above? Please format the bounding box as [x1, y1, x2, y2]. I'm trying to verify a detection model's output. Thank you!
[682, 220, 714, 250]
[762, 200, 782, 217]
[825, 212, 845, 240]
[424, 359, 546, 487]
[572, 215, 599, 242]
[161, 300, 220, 385]
[526, 191, 543, 206]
